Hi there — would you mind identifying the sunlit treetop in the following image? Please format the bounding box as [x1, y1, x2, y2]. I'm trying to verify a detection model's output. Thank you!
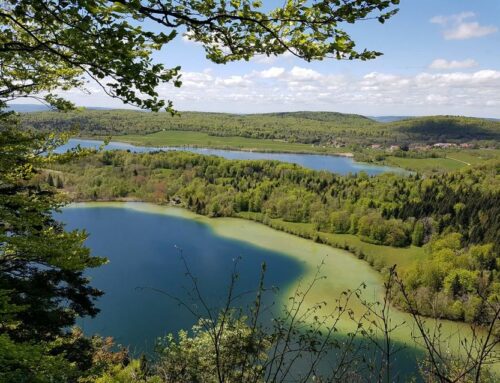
[0, 0, 399, 112]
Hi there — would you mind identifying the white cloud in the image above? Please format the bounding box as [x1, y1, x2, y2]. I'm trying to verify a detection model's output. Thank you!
[256, 67, 285, 78]
[289, 66, 321, 81]
[426, 94, 449, 104]
[417, 70, 500, 87]
[471, 69, 500, 81]
[181, 71, 213, 82]
[167, 68, 500, 113]
[361, 72, 410, 89]
[430, 12, 475, 26]
[176, 70, 214, 89]
[429, 58, 478, 70]
[445, 22, 497, 40]
[215, 75, 252, 87]
[430, 12, 497, 40]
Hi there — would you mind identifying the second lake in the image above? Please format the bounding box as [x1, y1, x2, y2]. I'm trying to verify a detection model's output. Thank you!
[57, 138, 405, 176]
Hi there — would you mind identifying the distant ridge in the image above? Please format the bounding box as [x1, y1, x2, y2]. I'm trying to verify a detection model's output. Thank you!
[6, 104, 115, 113]
[6, 104, 50, 113]
[7, 104, 500, 122]
[369, 116, 414, 123]
[255, 111, 372, 123]
[386, 115, 500, 142]
[19, 108, 500, 146]
[371, 115, 500, 123]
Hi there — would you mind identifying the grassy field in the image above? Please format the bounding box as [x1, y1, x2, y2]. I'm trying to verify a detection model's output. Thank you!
[383, 156, 465, 172]
[444, 148, 500, 164]
[383, 148, 500, 172]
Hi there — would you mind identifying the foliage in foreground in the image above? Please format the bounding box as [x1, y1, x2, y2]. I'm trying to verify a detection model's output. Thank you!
[0, 120, 106, 382]
[88, 263, 500, 383]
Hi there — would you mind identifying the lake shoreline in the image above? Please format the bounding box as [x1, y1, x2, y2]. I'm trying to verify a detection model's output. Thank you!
[65, 197, 414, 280]
[64, 201, 500, 375]
[66, 203, 486, 328]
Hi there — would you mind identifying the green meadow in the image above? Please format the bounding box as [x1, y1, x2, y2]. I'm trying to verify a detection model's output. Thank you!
[383, 149, 500, 172]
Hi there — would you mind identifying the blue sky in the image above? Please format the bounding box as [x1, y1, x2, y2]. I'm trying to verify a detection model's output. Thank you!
[63, 0, 500, 117]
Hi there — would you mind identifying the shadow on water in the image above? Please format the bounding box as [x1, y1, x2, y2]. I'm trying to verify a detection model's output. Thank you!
[57, 206, 304, 352]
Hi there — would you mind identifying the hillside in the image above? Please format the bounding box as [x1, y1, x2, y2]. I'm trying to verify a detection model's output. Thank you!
[19, 109, 380, 144]
[20, 109, 500, 146]
[259, 111, 373, 123]
[369, 116, 414, 123]
[387, 115, 500, 143]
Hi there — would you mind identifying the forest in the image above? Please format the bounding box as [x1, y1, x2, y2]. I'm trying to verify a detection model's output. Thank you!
[21, 109, 500, 147]
[46, 150, 500, 325]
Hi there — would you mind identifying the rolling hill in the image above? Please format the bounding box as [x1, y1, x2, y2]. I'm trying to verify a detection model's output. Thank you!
[19, 109, 500, 146]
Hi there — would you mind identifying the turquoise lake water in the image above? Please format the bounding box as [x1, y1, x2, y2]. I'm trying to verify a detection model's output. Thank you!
[57, 206, 303, 353]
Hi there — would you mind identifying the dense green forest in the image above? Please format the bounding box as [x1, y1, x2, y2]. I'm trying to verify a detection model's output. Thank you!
[47, 150, 500, 324]
[21, 109, 500, 146]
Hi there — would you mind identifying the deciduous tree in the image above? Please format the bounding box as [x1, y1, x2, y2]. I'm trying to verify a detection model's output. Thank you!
[1, 0, 399, 111]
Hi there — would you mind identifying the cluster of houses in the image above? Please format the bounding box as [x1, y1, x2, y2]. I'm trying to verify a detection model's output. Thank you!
[370, 142, 475, 152]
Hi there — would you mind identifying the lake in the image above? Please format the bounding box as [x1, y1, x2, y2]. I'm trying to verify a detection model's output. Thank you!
[57, 204, 303, 352]
[57, 138, 404, 176]
[57, 202, 497, 379]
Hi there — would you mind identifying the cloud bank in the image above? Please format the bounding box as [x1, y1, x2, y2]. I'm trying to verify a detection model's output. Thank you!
[148, 66, 500, 115]
[430, 12, 497, 40]
[50, 65, 500, 117]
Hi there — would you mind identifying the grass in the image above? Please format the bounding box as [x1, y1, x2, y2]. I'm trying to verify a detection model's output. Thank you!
[384, 156, 465, 172]
[383, 148, 500, 173]
[444, 148, 500, 164]
[114, 130, 351, 155]
[320, 232, 427, 268]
